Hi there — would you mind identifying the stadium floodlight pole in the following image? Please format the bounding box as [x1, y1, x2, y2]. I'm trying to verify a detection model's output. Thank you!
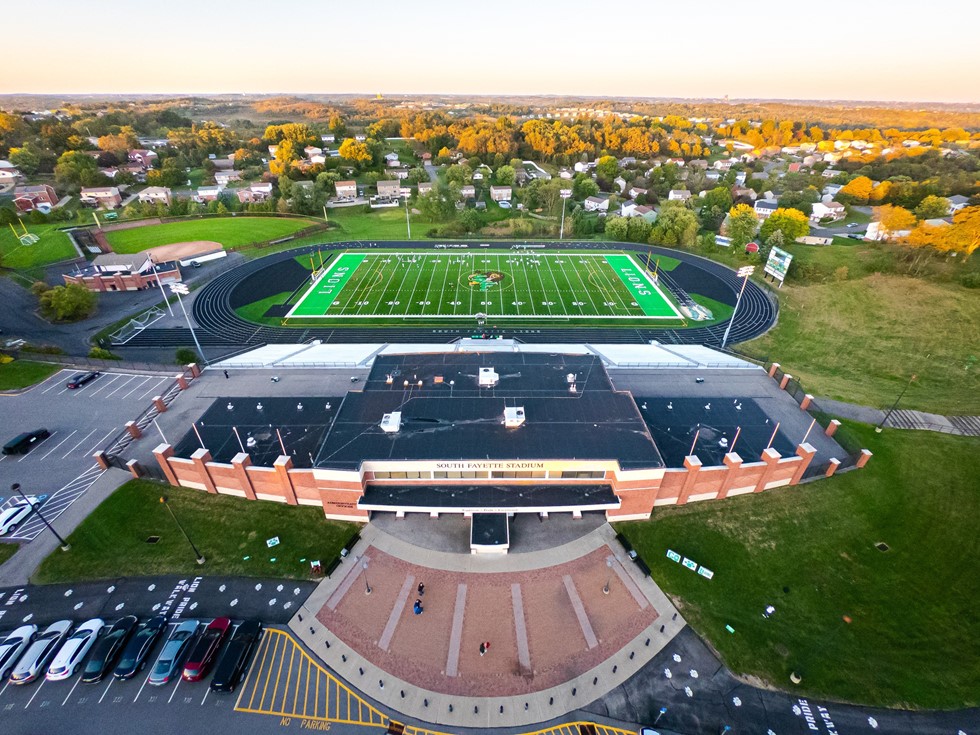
[559, 189, 573, 240]
[720, 265, 755, 350]
[169, 282, 209, 367]
[11, 483, 70, 552]
[151, 257, 175, 316]
[160, 496, 205, 565]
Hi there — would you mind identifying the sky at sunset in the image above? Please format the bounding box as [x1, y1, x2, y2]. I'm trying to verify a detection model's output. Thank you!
[2, 0, 978, 103]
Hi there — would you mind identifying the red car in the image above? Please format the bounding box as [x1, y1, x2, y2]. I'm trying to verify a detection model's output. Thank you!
[181, 617, 230, 682]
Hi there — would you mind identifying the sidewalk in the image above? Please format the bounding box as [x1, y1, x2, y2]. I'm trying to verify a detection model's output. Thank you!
[812, 396, 980, 436]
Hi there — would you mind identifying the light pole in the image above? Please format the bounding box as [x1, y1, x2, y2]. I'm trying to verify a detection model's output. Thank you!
[654, 706, 667, 724]
[11, 483, 70, 551]
[160, 496, 205, 564]
[603, 559, 613, 594]
[559, 189, 572, 240]
[720, 265, 755, 350]
[362, 560, 372, 595]
[169, 282, 209, 366]
[150, 257, 175, 317]
[876, 372, 918, 433]
[404, 195, 411, 240]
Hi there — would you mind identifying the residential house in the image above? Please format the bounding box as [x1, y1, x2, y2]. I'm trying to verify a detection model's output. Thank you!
[705, 170, 721, 182]
[0, 159, 16, 170]
[666, 158, 685, 167]
[733, 171, 747, 186]
[309, 153, 327, 165]
[128, 149, 158, 169]
[802, 155, 819, 168]
[195, 185, 224, 203]
[754, 199, 778, 219]
[865, 220, 911, 242]
[459, 184, 476, 200]
[376, 180, 401, 199]
[633, 205, 657, 222]
[731, 187, 757, 202]
[335, 180, 357, 199]
[268, 145, 279, 158]
[613, 176, 627, 193]
[628, 186, 648, 199]
[417, 181, 433, 196]
[810, 201, 845, 223]
[384, 152, 400, 164]
[947, 195, 970, 213]
[667, 189, 691, 202]
[214, 170, 243, 186]
[490, 186, 512, 202]
[559, 168, 574, 179]
[387, 167, 409, 180]
[573, 161, 594, 173]
[618, 157, 637, 168]
[823, 183, 844, 197]
[584, 195, 610, 212]
[138, 186, 172, 206]
[620, 200, 637, 217]
[321, 134, 335, 144]
[687, 159, 708, 170]
[80, 186, 123, 209]
[420, 152, 432, 164]
[237, 182, 274, 204]
[354, 134, 366, 142]
[713, 159, 733, 171]
[823, 167, 844, 178]
[305, 146, 323, 159]
[0, 167, 21, 185]
[13, 184, 58, 212]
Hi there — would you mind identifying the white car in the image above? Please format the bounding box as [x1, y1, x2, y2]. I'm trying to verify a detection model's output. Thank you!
[0, 624, 38, 679]
[0, 503, 34, 536]
[9, 620, 72, 685]
[47, 618, 105, 681]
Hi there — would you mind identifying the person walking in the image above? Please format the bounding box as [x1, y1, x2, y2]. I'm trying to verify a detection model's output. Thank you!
[223, 370, 229, 379]
[417, 582, 425, 596]
[413, 599, 423, 615]
[479, 641, 490, 656]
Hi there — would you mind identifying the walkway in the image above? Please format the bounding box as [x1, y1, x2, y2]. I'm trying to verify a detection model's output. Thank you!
[813, 397, 980, 436]
[289, 521, 685, 729]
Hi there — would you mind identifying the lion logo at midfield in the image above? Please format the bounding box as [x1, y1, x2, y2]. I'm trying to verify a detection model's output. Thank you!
[468, 271, 505, 291]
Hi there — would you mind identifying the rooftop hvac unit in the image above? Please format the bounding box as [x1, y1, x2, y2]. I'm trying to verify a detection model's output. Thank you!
[478, 366, 499, 388]
[503, 406, 525, 428]
[380, 411, 402, 433]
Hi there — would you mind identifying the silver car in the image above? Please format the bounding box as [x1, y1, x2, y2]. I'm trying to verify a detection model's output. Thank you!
[148, 619, 198, 686]
[9, 620, 72, 685]
[0, 625, 38, 679]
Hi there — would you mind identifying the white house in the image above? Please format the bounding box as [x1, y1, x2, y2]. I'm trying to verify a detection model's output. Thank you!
[138, 186, 172, 206]
[613, 176, 628, 193]
[620, 200, 638, 217]
[214, 170, 242, 186]
[823, 183, 844, 197]
[335, 180, 357, 199]
[573, 161, 594, 173]
[417, 182, 433, 195]
[865, 220, 911, 242]
[459, 185, 476, 199]
[667, 189, 691, 202]
[948, 195, 970, 213]
[584, 195, 610, 212]
[490, 185, 512, 202]
[0, 168, 21, 185]
[754, 199, 779, 219]
[195, 185, 224, 203]
[628, 186, 648, 199]
[810, 201, 846, 223]
[823, 168, 844, 178]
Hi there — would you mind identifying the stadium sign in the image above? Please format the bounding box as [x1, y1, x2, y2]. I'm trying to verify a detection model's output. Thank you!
[763, 246, 794, 287]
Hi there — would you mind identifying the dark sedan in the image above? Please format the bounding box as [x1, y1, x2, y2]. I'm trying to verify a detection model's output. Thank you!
[112, 615, 167, 680]
[67, 371, 100, 389]
[210, 621, 263, 693]
[81, 615, 137, 683]
[182, 617, 230, 682]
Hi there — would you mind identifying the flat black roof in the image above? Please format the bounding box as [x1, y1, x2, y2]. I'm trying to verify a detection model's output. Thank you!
[360, 483, 619, 509]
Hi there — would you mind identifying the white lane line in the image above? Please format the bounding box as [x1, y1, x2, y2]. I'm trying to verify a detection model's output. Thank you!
[84, 430, 116, 456]
[133, 673, 151, 703]
[167, 677, 181, 704]
[40, 371, 73, 394]
[138, 378, 168, 401]
[120, 377, 151, 400]
[103, 376, 137, 398]
[62, 676, 82, 706]
[200, 687, 209, 706]
[38, 431, 74, 459]
[25, 677, 46, 708]
[98, 677, 114, 703]
[86, 374, 122, 396]
[62, 429, 97, 459]
[0, 680, 10, 696]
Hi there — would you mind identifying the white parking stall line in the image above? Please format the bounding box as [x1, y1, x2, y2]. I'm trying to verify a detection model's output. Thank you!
[62, 429, 98, 459]
[40, 370, 73, 394]
[133, 673, 151, 703]
[120, 377, 152, 400]
[62, 677, 82, 706]
[86, 374, 123, 397]
[167, 678, 182, 704]
[39, 431, 76, 459]
[17, 432, 56, 462]
[0, 680, 10, 696]
[98, 677, 114, 704]
[25, 678, 46, 708]
[84, 430, 116, 456]
[200, 687, 210, 706]
[103, 376, 137, 398]
[138, 378, 168, 401]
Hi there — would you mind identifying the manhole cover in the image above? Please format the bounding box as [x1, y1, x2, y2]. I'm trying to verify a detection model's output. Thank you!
[145, 536, 161, 544]
[875, 542, 890, 552]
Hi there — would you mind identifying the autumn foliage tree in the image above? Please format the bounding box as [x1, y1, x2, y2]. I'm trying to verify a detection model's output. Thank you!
[760, 208, 810, 244]
[874, 204, 917, 235]
[727, 204, 760, 249]
[338, 138, 372, 166]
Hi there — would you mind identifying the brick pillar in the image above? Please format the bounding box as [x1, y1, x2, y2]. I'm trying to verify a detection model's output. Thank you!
[825, 419, 841, 436]
[825, 458, 841, 477]
[790, 442, 817, 485]
[126, 459, 142, 479]
[125, 421, 142, 439]
[153, 443, 179, 486]
[274, 455, 298, 505]
[800, 394, 814, 410]
[716, 452, 743, 500]
[768, 362, 780, 378]
[153, 396, 167, 412]
[755, 448, 782, 493]
[176, 374, 189, 390]
[187, 363, 201, 378]
[779, 373, 792, 390]
[856, 449, 873, 468]
[231, 452, 257, 500]
[677, 455, 702, 505]
[93, 450, 110, 470]
[190, 448, 217, 494]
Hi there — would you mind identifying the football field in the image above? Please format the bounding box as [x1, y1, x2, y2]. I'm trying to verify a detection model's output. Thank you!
[285, 250, 682, 320]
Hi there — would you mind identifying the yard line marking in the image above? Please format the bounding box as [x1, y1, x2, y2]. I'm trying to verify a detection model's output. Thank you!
[62, 429, 97, 459]
[133, 673, 151, 703]
[62, 676, 82, 706]
[167, 677, 181, 704]
[86, 374, 122, 396]
[25, 678, 46, 708]
[98, 677, 114, 703]
[120, 377, 152, 399]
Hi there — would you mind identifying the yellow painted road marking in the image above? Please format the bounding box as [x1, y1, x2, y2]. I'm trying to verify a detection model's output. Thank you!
[236, 629, 640, 735]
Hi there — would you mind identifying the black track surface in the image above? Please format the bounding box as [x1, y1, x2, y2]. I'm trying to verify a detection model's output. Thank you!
[117, 241, 778, 350]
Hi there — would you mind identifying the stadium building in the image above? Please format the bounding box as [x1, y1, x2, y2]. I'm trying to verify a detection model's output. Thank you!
[150, 342, 862, 551]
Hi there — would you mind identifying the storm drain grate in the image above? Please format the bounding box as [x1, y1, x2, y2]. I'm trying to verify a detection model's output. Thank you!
[145, 536, 161, 544]
[875, 542, 890, 552]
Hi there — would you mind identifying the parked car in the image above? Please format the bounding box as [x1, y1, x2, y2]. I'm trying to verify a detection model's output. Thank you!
[9, 620, 72, 685]
[0, 625, 38, 679]
[67, 371, 100, 389]
[0, 503, 34, 536]
[81, 616, 137, 683]
[2, 429, 51, 455]
[210, 620, 262, 693]
[113, 615, 167, 680]
[47, 618, 105, 681]
[148, 619, 199, 686]
[182, 617, 230, 682]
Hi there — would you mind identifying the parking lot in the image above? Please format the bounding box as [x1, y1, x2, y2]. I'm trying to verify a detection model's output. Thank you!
[0, 368, 176, 542]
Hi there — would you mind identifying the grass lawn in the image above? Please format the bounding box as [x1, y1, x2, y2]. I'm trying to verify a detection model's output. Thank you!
[617, 422, 980, 709]
[33, 479, 359, 584]
[103, 217, 319, 253]
[0, 223, 76, 269]
[0, 360, 60, 390]
[0, 543, 18, 566]
[741, 274, 980, 414]
[323, 206, 416, 241]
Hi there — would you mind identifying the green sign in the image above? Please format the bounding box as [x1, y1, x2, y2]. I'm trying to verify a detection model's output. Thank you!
[666, 549, 682, 563]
